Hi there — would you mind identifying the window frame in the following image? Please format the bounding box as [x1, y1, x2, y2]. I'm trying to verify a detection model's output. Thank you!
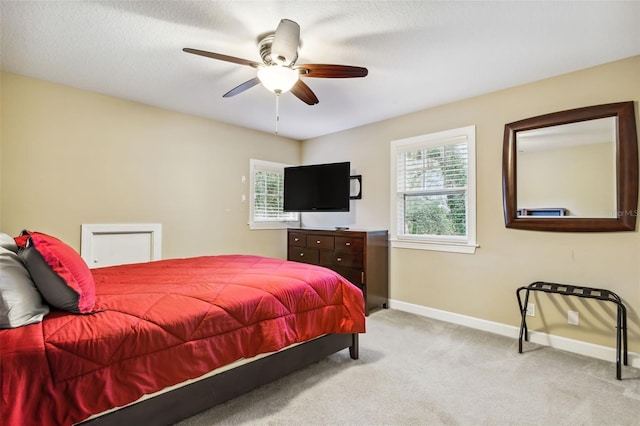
[249, 159, 300, 230]
[390, 125, 477, 254]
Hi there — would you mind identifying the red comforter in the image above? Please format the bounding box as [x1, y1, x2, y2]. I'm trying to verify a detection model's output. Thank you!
[1, 255, 365, 426]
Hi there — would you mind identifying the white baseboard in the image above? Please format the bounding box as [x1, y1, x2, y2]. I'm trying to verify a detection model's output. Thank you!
[389, 299, 640, 369]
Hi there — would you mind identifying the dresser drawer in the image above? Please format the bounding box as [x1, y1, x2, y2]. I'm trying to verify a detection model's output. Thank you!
[332, 267, 364, 288]
[288, 232, 307, 247]
[319, 250, 363, 268]
[306, 235, 334, 250]
[288, 247, 319, 264]
[335, 236, 363, 252]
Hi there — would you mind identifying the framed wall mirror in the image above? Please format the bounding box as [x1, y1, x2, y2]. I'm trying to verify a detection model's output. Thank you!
[502, 101, 638, 232]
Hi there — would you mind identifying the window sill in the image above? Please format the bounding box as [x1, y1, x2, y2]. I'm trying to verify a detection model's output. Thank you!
[391, 239, 478, 254]
[249, 221, 300, 230]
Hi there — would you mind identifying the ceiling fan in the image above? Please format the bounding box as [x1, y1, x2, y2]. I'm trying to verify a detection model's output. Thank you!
[183, 19, 368, 106]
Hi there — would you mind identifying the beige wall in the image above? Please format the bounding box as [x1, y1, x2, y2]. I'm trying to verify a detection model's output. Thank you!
[3, 56, 639, 354]
[0, 72, 301, 259]
[302, 56, 640, 352]
[0, 72, 3, 227]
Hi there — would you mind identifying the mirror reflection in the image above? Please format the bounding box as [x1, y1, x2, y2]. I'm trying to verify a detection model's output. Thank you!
[516, 117, 617, 218]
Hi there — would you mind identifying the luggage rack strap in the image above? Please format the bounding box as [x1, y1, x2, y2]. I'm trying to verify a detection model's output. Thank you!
[526, 281, 621, 303]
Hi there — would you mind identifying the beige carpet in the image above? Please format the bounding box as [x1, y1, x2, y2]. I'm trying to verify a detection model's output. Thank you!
[176, 309, 640, 426]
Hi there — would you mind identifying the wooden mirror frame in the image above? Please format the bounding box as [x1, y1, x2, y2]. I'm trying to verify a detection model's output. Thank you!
[502, 101, 638, 232]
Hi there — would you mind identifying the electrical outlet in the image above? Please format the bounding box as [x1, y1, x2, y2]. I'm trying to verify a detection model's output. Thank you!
[568, 310, 579, 326]
[526, 303, 535, 317]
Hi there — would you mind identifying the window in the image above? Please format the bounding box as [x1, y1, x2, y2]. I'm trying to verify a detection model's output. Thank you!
[249, 159, 299, 229]
[390, 126, 477, 253]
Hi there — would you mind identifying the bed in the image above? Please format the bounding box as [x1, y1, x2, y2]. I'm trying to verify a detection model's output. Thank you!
[0, 232, 366, 426]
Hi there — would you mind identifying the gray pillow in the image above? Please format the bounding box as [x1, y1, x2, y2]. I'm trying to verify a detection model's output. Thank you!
[0, 246, 50, 328]
[0, 232, 18, 253]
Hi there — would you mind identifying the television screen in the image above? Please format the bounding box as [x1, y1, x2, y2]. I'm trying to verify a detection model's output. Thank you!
[283, 162, 351, 212]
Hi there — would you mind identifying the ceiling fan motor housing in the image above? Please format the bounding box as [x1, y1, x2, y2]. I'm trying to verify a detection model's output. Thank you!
[259, 33, 298, 66]
[258, 34, 275, 65]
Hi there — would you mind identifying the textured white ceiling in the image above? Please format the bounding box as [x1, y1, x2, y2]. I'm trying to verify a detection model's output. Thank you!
[2, 1, 639, 140]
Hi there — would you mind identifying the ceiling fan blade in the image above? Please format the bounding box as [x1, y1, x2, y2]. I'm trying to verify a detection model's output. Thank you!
[223, 77, 261, 98]
[290, 80, 319, 105]
[297, 64, 368, 78]
[183, 48, 262, 68]
[270, 19, 300, 65]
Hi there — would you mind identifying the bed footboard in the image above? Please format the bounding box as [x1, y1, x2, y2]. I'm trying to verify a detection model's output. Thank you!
[82, 333, 359, 426]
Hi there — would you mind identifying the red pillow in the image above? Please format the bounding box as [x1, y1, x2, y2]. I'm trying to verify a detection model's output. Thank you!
[16, 230, 95, 314]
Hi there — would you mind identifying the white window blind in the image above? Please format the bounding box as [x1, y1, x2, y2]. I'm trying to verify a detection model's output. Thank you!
[396, 138, 468, 237]
[390, 126, 477, 253]
[249, 159, 299, 229]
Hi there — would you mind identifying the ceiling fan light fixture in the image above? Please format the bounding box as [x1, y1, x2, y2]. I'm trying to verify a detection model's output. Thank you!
[257, 65, 299, 93]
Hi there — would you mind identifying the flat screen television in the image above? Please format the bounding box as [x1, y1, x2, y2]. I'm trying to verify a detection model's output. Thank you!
[283, 162, 351, 212]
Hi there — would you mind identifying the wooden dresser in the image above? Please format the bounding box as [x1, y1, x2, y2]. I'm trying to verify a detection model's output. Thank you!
[287, 228, 388, 315]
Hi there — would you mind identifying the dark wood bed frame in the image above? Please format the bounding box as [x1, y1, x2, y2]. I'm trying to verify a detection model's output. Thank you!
[81, 333, 359, 425]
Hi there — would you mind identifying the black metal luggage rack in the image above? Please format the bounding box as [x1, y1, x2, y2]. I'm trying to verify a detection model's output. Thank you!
[516, 281, 628, 380]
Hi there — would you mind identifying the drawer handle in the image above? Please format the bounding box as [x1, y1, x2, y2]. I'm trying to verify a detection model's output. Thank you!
[337, 257, 342, 262]
[294, 238, 299, 242]
[345, 242, 351, 246]
[299, 253, 304, 257]
[316, 240, 321, 244]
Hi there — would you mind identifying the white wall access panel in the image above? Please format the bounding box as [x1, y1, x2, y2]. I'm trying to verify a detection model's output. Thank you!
[81, 223, 162, 268]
